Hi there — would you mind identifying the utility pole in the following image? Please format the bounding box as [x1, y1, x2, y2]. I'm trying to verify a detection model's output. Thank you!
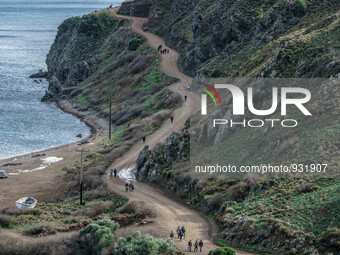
[109, 97, 112, 140]
[76, 148, 89, 205]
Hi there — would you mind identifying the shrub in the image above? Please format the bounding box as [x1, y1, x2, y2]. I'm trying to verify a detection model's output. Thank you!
[128, 38, 142, 51]
[79, 12, 116, 37]
[227, 182, 248, 202]
[208, 247, 236, 255]
[224, 208, 235, 214]
[292, 0, 307, 17]
[26, 222, 56, 236]
[114, 231, 176, 255]
[207, 193, 224, 210]
[0, 214, 17, 228]
[77, 219, 119, 255]
[86, 201, 114, 217]
[294, 183, 320, 193]
[128, 54, 155, 75]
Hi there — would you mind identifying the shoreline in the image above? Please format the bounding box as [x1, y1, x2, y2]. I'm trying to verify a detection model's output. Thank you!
[0, 95, 110, 209]
[0, 98, 107, 165]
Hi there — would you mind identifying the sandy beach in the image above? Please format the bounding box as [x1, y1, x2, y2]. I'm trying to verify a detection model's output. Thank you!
[0, 99, 109, 210]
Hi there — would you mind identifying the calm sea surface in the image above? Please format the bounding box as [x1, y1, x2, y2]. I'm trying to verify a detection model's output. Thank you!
[0, 0, 122, 160]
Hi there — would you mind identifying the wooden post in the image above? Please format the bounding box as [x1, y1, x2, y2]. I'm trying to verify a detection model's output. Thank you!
[76, 148, 89, 205]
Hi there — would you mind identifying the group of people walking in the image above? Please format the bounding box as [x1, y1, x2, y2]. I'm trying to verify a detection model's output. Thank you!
[110, 169, 117, 177]
[170, 226, 204, 252]
[125, 182, 134, 192]
[110, 169, 135, 192]
[158, 45, 169, 54]
[187, 240, 204, 252]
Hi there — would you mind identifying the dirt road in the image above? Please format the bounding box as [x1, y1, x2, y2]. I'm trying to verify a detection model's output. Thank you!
[105, 12, 256, 255]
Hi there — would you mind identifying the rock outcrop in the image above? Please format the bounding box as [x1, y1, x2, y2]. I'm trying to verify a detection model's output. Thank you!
[136, 123, 189, 182]
[29, 69, 48, 78]
[118, 0, 151, 18]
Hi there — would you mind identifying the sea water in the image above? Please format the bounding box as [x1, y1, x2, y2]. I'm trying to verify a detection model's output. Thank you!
[0, 0, 122, 160]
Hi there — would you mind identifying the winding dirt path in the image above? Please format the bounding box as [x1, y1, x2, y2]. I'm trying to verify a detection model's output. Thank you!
[104, 11, 256, 255]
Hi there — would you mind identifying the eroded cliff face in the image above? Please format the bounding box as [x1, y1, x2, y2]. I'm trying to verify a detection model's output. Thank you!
[44, 13, 121, 101]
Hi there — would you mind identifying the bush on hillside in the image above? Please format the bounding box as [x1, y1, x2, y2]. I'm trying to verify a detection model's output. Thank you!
[77, 219, 119, 255]
[208, 247, 236, 255]
[227, 182, 249, 202]
[113, 231, 176, 255]
[292, 0, 307, 17]
[79, 12, 117, 37]
[294, 183, 320, 193]
[0, 214, 17, 228]
[207, 192, 224, 210]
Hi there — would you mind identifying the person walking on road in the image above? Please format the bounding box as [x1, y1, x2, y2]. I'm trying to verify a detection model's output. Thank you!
[184, 95, 187, 101]
[194, 240, 198, 252]
[114, 169, 117, 177]
[199, 240, 203, 252]
[125, 183, 129, 192]
[142, 136, 146, 143]
[110, 169, 113, 178]
[188, 240, 192, 252]
[179, 230, 183, 241]
[176, 226, 181, 238]
[181, 226, 186, 238]
[170, 116, 174, 123]
[170, 230, 174, 239]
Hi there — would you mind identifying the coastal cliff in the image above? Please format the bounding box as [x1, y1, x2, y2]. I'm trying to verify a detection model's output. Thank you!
[44, 11, 180, 126]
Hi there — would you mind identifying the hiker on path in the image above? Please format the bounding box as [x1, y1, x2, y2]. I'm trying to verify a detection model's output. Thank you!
[181, 226, 186, 238]
[125, 183, 129, 192]
[194, 240, 198, 252]
[143, 136, 146, 143]
[167, 49, 169, 53]
[184, 95, 187, 101]
[170, 230, 174, 239]
[158, 45, 162, 51]
[177, 226, 181, 238]
[131, 183, 135, 192]
[199, 240, 203, 252]
[179, 230, 183, 241]
[114, 169, 117, 177]
[188, 240, 192, 252]
[170, 116, 174, 123]
[110, 169, 113, 177]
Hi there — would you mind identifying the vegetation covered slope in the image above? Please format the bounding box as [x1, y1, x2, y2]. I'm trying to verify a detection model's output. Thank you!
[146, 0, 340, 79]
[136, 127, 340, 254]
[44, 11, 181, 127]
